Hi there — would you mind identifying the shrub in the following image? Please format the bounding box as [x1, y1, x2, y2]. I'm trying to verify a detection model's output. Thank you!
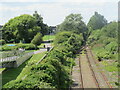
[0, 39, 6, 45]
[3, 31, 82, 89]
[54, 31, 72, 45]
[18, 43, 36, 50]
[31, 33, 42, 46]
[1, 44, 37, 51]
[54, 32, 83, 54]
[96, 48, 111, 59]
[105, 41, 118, 53]
[1, 45, 18, 51]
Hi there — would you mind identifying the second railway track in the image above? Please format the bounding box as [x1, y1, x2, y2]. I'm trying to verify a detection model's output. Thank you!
[78, 46, 112, 89]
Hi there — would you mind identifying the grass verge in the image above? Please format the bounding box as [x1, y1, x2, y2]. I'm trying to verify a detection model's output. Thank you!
[43, 35, 55, 41]
[2, 51, 46, 86]
[0, 68, 5, 73]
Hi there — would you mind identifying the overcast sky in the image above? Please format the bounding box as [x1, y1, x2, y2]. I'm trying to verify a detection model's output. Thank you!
[0, 0, 119, 26]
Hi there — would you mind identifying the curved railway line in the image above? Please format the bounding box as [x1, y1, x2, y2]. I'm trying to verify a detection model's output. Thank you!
[77, 46, 113, 89]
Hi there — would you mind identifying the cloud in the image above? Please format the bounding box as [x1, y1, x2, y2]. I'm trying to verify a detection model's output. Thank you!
[0, 0, 56, 2]
[0, 3, 71, 25]
[0, 2, 118, 26]
[0, 0, 42, 2]
[0, 0, 119, 2]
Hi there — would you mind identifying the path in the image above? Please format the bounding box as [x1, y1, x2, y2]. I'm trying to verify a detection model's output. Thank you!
[34, 49, 47, 54]
[71, 57, 81, 88]
[0, 43, 52, 63]
[44, 43, 52, 48]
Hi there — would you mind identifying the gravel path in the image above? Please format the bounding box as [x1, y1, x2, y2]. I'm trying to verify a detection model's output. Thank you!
[34, 49, 47, 54]
[71, 57, 81, 88]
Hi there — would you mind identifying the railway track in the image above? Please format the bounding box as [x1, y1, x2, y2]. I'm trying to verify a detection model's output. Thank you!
[78, 46, 113, 89]
[78, 55, 84, 88]
[86, 52, 100, 88]
[88, 47, 113, 89]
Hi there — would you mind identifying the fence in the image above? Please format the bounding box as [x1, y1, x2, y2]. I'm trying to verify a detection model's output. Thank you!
[1, 47, 53, 68]
[16, 52, 34, 67]
[1, 52, 34, 68]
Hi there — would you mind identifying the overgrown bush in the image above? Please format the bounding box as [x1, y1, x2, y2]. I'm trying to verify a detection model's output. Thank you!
[0, 39, 6, 45]
[1, 45, 18, 51]
[1, 44, 37, 51]
[31, 32, 42, 47]
[88, 22, 118, 60]
[3, 31, 83, 89]
[18, 43, 37, 50]
[54, 31, 72, 45]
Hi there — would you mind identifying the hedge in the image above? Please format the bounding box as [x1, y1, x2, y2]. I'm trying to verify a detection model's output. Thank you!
[1, 44, 37, 51]
[3, 32, 83, 89]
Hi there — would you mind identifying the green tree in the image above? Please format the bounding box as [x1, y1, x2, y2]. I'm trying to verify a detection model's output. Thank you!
[87, 12, 107, 30]
[87, 21, 118, 60]
[33, 11, 49, 35]
[57, 13, 88, 34]
[2, 14, 40, 43]
[101, 22, 117, 38]
[54, 31, 72, 45]
[31, 32, 42, 48]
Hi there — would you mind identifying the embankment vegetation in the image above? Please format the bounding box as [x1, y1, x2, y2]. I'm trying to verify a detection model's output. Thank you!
[3, 32, 84, 88]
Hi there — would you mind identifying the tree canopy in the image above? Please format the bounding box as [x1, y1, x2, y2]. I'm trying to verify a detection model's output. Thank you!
[2, 11, 49, 43]
[57, 13, 88, 34]
[31, 32, 42, 46]
[87, 22, 118, 60]
[33, 11, 49, 35]
[87, 12, 107, 30]
[2, 14, 40, 43]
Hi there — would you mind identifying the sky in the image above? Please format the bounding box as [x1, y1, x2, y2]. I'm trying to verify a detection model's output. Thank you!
[0, 0, 119, 26]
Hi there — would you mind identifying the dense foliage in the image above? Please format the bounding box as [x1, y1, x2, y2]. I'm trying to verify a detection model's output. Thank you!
[33, 11, 49, 35]
[31, 32, 42, 47]
[57, 14, 88, 40]
[1, 44, 36, 51]
[3, 31, 83, 89]
[0, 39, 6, 45]
[54, 31, 72, 44]
[2, 11, 118, 88]
[87, 22, 118, 60]
[2, 14, 38, 43]
[87, 12, 107, 30]
[54, 31, 83, 54]
[1, 12, 49, 43]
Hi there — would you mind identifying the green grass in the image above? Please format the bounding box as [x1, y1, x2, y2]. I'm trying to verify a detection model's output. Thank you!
[2, 51, 46, 85]
[101, 61, 118, 72]
[28, 51, 46, 63]
[38, 43, 45, 48]
[25, 50, 36, 53]
[13, 51, 46, 80]
[0, 68, 5, 73]
[43, 35, 55, 41]
[2, 60, 27, 85]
